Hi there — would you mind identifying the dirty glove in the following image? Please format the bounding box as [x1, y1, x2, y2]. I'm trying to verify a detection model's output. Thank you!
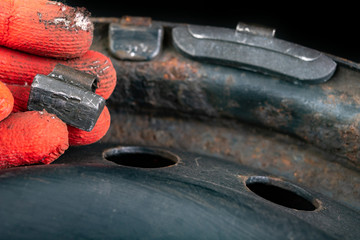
[0, 0, 117, 169]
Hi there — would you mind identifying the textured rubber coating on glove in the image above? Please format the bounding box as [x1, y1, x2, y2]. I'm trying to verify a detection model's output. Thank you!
[68, 106, 110, 146]
[0, 0, 93, 58]
[0, 110, 69, 169]
[5, 83, 30, 112]
[0, 47, 117, 99]
[0, 81, 14, 121]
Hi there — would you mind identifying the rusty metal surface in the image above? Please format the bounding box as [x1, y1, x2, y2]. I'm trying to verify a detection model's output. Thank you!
[103, 46, 360, 169]
[102, 111, 360, 212]
[91, 18, 360, 211]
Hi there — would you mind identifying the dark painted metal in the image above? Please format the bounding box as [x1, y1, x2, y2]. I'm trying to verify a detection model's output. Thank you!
[92, 20, 360, 170]
[28, 64, 105, 131]
[0, 144, 359, 239]
[89, 18, 360, 211]
[3, 18, 360, 239]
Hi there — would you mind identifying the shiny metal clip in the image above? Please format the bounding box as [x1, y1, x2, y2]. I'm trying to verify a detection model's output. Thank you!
[172, 23, 337, 83]
[109, 16, 164, 61]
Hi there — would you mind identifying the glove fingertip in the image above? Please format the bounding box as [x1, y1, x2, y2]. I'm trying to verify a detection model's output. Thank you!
[0, 110, 69, 169]
[68, 106, 111, 146]
[0, 0, 93, 58]
[0, 81, 14, 121]
[5, 83, 30, 113]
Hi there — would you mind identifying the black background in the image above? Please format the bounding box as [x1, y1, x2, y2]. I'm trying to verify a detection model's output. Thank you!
[62, 1, 359, 63]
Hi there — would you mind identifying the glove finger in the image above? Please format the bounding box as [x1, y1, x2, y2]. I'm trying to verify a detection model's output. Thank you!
[68, 106, 111, 146]
[0, 47, 116, 99]
[6, 84, 111, 146]
[0, 110, 69, 169]
[0, 81, 14, 121]
[4, 83, 29, 113]
[0, 0, 93, 58]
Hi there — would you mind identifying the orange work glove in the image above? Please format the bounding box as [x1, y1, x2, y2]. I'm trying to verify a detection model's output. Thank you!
[0, 0, 117, 169]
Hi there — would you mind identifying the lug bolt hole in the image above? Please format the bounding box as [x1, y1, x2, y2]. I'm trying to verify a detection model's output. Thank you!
[103, 146, 179, 168]
[246, 176, 319, 211]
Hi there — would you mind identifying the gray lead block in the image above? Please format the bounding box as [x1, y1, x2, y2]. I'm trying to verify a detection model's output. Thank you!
[28, 71, 105, 132]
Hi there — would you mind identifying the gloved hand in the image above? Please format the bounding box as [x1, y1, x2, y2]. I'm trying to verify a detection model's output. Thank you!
[0, 0, 117, 169]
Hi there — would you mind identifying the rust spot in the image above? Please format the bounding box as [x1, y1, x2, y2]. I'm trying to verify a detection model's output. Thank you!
[281, 157, 292, 168]
[324, 94, 337, 105]
[251, 146, 264, 160]
[203, 135, 232, 156]
[158, 58, 199, 81]
[339, 92, 360, 105]
[303, 155, 317, 166]
[339, 114, 360, 164]
[132, 56, 200, 82]
[254, 102, 293, 128]
[321, 91, 360, 107]
[225, 76, 235, 86]
[321, 85, 334, 92]
[120, 16, 152, 27]
[321, 70, 360, 106]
